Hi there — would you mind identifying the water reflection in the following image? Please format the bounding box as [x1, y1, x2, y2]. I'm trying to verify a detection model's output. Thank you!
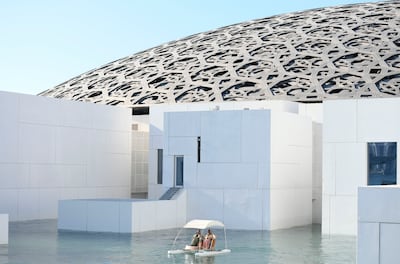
[3, 220, 356, 264]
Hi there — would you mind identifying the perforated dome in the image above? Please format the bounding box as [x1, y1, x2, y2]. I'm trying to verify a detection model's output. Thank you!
[39, 1, 400, 106]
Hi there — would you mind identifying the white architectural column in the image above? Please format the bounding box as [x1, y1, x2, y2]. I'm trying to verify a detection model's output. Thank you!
[0, 214, 8, 244]
[358, 186, 400, 264]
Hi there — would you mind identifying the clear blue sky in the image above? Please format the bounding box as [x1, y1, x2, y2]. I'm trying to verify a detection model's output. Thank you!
[0, 0, 379, 95]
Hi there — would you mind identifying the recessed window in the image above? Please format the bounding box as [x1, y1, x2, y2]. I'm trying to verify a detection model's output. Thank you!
[368, 142, 397, 185]
[157, 149, 163, 184]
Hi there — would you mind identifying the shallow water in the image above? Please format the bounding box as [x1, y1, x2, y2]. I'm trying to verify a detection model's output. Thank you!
[0, 220, 356, 264]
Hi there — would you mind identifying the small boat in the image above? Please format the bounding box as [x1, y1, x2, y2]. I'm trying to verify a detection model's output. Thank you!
[168, 219, 231, 258]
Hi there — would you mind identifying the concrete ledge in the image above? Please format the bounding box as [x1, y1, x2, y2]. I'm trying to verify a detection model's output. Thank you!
[58, 191, 186, 233]
[358, 186, 400, 264]
[0, 214, 8, 244]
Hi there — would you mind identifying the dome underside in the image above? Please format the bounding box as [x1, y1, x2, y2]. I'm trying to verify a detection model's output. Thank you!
[40, 1, 400, 106]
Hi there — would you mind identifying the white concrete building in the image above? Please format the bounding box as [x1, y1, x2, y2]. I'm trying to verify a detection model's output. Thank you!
[0, 91, 132, 221]
[323, 98, 400, 235]
[146, 101, 322, 230]
[358, 186, 400, 264]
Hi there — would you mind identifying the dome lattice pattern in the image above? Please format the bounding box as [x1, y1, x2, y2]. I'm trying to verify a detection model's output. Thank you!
[40, 1, 400, 106]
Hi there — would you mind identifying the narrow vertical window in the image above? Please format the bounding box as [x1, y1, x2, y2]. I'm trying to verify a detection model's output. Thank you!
[197, 136, 201, 163]
[157, 149, 163, 184]
[175, 156, 184, 187]
[368, 142, 397, 185]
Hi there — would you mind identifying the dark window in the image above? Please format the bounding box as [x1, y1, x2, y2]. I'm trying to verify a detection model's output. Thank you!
[368, 142, 397, 185]
[175, 156, 184, 187]
[157, 149, 163, 184]
[197, 136, 201, 163]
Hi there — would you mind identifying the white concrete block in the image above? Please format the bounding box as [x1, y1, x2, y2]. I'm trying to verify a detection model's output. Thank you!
[60, 165, 87, 187]
[223, 189, 263, 230]
[87, 200, 120, 232]
[322, 143, 336, 195]
[156, 200, 177, 230]
[270, 162, 311, 189]
[200, 111, 242, 163]
[56, 127, 89, 164]
[59, 99, 92, 128]
[330, 195, 357, 235]
[167, 112, 201, 136]
[258, 164, 270, 189]
[197, 163, 258, 189]
[357, 98, 400, 141]
[58, 200, 88, 231]
[323, 100, 357, 142]
[0, 214, 8, 244]
[335, 143, 366, 196]
[0, 164, 29, 189]
[0, 91, 19, 124]
[186, 189, 224, 221]
[119, 202, 133, 233]
[357, 222, 379, 264]
[321, 194, 331, 234]
[19, 94, 60, 126]
[90, 104, 130, 131]
[0, 122, 19, 163]
[359, 186, 400, 223]
[0, 190, 18, 221]
[168, 136, 197, 156]
[39, 189, 59, 219]
[19, 124, 56, 163]
[241, 110, 270, 163]
[90, 130, 131, 155]
[182, 155, 198, 188]
[132, 201, 157, 232]
[270, 188, 312, 230]
[30, 164, 64, 188]
[271, 111, 312, 147]
[18, 189, 40, 220]
[380, 223, 400, 264]
[149, 135, 163, 150]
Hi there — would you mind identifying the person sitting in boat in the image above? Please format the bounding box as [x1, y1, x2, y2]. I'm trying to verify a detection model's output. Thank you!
[203, 229, 216, 250]
[190, 229, 203, 248]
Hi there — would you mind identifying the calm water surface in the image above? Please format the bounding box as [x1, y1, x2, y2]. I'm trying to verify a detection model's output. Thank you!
[0, 220, 356, 264]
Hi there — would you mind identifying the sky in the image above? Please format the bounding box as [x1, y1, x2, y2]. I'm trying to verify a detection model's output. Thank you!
[0, 0, 380, 95]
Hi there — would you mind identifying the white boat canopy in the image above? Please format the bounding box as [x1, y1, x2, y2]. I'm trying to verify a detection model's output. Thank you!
[183, 219, 225, 229]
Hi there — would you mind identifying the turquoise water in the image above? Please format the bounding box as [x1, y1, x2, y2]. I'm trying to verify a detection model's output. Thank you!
[0, 220, 356, 264]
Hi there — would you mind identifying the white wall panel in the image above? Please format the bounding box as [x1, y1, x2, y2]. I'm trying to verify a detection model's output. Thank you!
[168, 137, 196, 156]
[197, 163, 258, 189]
[201, 111, 242, 163]
[0, 164, 29, 189]
[18, 189, 40, 220]
[30, 164, 63, 188]
[357, 98, 400, 141]
[0, 190, 18, 221]
[330, 196, 357, 235]
[0, 214, 8, 244]
[223, 189, 264, 230]
[323, 100, 357, 143]
[56, 127, 89, 164]
[59, 99, 92, 128]
[19, 94, 60, 126]
[168, 112, 201, 136]
[39, 189, 59, 219]
[270, 188, 312, 229]
[241, 110, 270, 163]
[357, 222, 379, 264]
[19, 124, 56, 163]
[87, 201, 120, 232]
[0, 123, 19, 163]
[335, 143, 366, 196]
[186, 189, 224, 221]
